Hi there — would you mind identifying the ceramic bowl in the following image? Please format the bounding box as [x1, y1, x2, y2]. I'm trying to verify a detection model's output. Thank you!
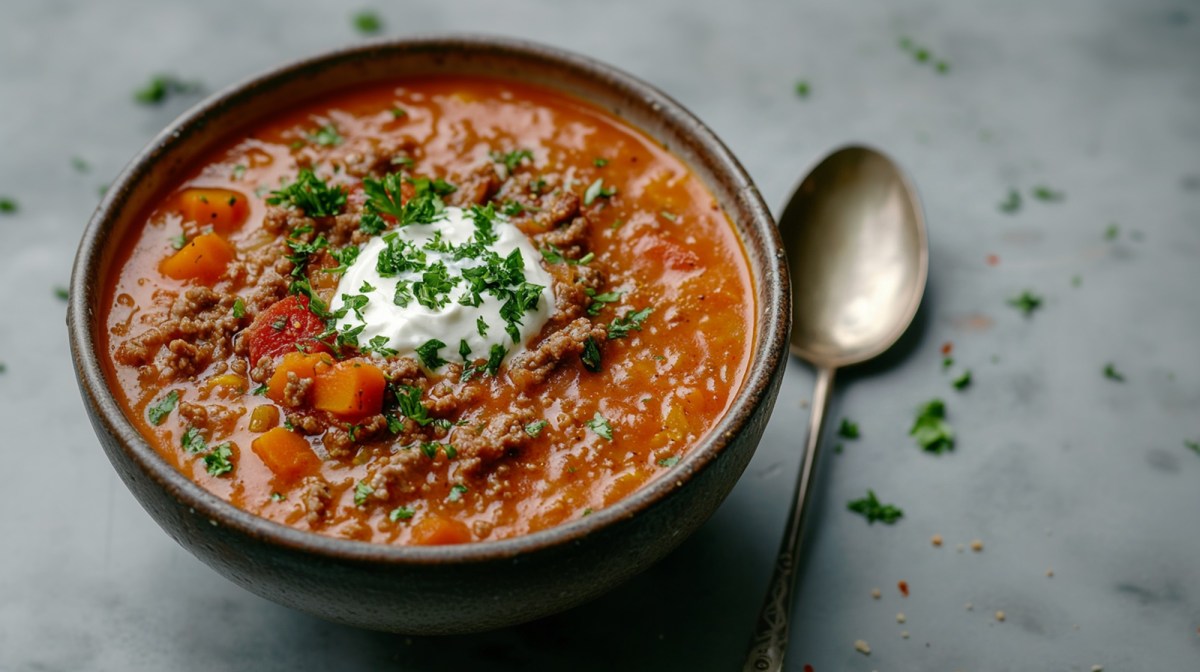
[68, 35, 789, 634]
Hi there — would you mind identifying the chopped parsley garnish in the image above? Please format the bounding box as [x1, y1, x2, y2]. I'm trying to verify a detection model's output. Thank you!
[1008, 290, 1043, 316]
[414, 262, 460, 310]
[794, 80, 810, 98]
[952, 370, 972, 390]
[147, 390, 179, 425]
[583, 178, 616, 206]
[447, 483, 468, 502]
[0, 197, 18, 213]
[353, 481, 374, 506]
[305, 123, 343, 147]
[230, 164, 246, 181]
[203, 443, 234, 476]
[270, 492, 285, 502]
[71, 156, 90, 173]
[998, 189, 1021, 214]
[586, 412, 613, 441]
[1031, 185, 1064, 202]
[394, 384, 435, 426]
[134, 74, 201, 105]
[525, 420, 548, 438]
[326, 245, 360, 275]
[1105, 223, 1119, 240]
[53, 286, 68, 301]
[231, 298, 245, 318]
[502, 200, 525, 216]
[362, 172, 406, 219]
[360, 211, 387, 236]
[476, 317, 489, 338]
[1102, 363, 1125, 382]
[847, 489, 904, 524]
[390, 106, 407, 119]
[585, 288, 622, 316]
[607, 307, 653, 339]
[910, 399, 954, 454]
[1186, 440, 1200, 456]
[485, 344, 506, 376]
[593, 157, 609, 167]
[540, 244, 593, 266]
[580, 336, 602, 372]
[389, 506, 415, 521]
[361, 335, 397, 358]
[491, 149, 533, 173]
[267, 169, 347, 218]
[352, 10, 383, 34]
[415, 339, 448, 370]
[942, 356, 954, 370]
[181, 426, 207, 453]
[657, 455, 680, 467]
[252, 384, 268, 396]
[838, 419, 860, 439]
[659, 210, 678, 222]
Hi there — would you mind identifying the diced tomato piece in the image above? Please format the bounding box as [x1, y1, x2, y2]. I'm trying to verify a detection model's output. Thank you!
[243, 295, 329, 364]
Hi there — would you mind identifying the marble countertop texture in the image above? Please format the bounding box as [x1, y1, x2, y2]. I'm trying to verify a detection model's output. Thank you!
[1, 0, 1197, 670]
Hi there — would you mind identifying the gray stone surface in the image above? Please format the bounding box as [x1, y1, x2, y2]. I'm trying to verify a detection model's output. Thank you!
[2, 0, 1198, 670]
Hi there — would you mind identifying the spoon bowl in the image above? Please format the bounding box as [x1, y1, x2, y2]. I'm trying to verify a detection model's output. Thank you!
[744, 145, 927, 671]
[784, 146, 927, 367]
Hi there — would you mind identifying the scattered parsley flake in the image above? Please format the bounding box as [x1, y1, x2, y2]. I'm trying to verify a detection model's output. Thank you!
[593, 157, 609, 167]
[389, 506, 414, 521]
[581, 336, 602, 372]
[1032, 185, 1065, 202]
[952, 370, 972, 390]
[352, 10, 383, 34]
[1008, 290, 1043, 316]
[657, 455, 680, 467]
[659, 210, 678, 222]
[476, 317, 489, 338]
[586, 412, 613, 441]
[181, 426, 207, 454]
[910, 399, 954, 454]
[305, 123, 344, 147]
[394, 385, 436, 426]
[53, 286, 68, 301]
[71, 156, 90, 173]
[231, 298, 245, 318]
[936, 61, 950, 74]
[1105, 223, 1119, 240]
[942, 356, 954, 370]
[998, 189, 1022, 214]
[485, 344, 506, 377]
[447, 483, 468, 502]
[585, 289, 622, 316]
[491, 149, 533, 173]
[794, 80, 810, 98]
[203, 443, 234, 476]
[1185, 440, 1200, 456]
[390, 106, 407, 119]
[230, 164, 247, 181]
[847, 489, 904, 524]
[147, 390, 179, 425]
[608, 307, 652, 339]
[525, 420, 548, 438]
[838, 418, 860, 439]
[583, 178, 616, 206]
[252, 384, 268, 396]
[1102, 363, 1125, 382]
[134, 74, 201, 105]
[270, 492, 285, 502]
[0, 197, 18, 213]
[353, 481, 374, 506]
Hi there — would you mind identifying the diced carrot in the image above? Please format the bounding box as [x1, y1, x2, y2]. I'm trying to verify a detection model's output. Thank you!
[178, 188, 250, 234]
[251, 427, 320, 485]
[160, 232, 235, 283]
[411, 516, 472, 545]
[312, 360, 386, 420]
[266, 351, 333, 405]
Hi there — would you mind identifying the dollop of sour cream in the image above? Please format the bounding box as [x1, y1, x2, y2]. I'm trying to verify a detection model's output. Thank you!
[329, 205, 555, 369]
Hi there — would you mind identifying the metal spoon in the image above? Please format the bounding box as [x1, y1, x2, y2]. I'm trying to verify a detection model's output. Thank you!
[743, 145, 928, 672]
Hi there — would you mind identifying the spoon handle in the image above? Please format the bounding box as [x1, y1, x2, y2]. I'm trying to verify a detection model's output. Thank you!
[742, 364, 836, 672]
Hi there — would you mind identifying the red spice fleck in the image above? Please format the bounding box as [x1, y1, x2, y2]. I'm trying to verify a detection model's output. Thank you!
[985, 253, 1000, 266]
[898, 580, 910, 597]
[940, 342, 953, 356]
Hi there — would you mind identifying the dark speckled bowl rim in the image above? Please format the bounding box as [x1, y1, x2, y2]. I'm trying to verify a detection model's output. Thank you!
[69, 34, 788, 566]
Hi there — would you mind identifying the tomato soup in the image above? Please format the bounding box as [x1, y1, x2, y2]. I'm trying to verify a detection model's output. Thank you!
[101, 77, 754, 545]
